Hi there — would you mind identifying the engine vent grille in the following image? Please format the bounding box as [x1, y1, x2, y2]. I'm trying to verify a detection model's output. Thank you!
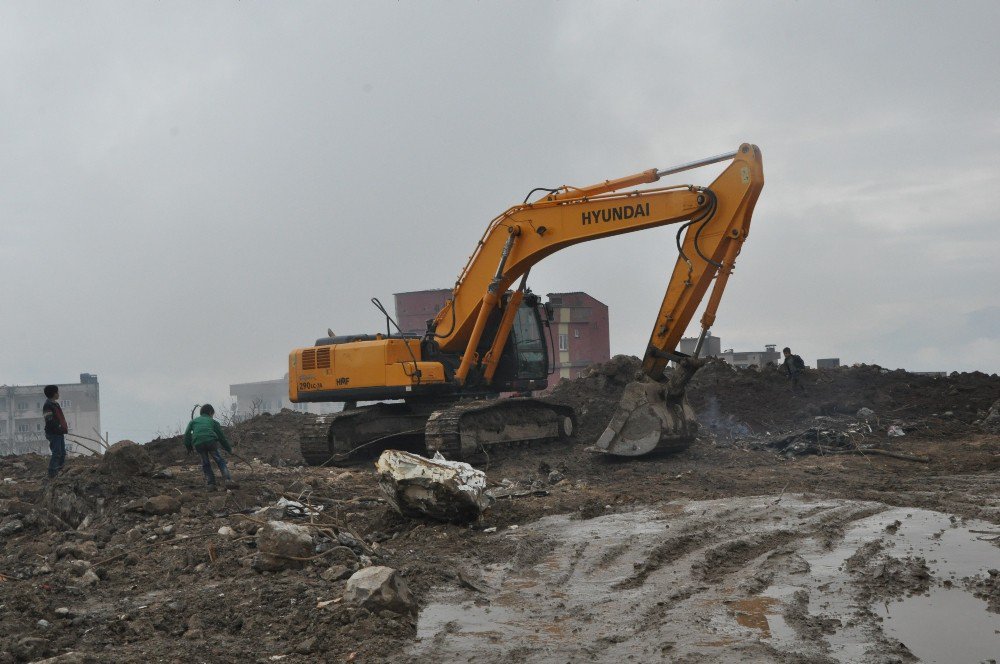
[302, 347, 331, 371]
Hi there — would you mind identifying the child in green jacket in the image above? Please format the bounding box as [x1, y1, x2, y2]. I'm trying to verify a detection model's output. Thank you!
[184, 404, 234, 490]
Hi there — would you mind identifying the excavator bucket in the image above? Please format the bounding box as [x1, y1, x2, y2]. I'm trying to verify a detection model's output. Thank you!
[592, 359, 703, 457]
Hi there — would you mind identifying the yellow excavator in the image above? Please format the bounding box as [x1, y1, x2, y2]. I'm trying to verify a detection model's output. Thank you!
[289, 144, 763, 464]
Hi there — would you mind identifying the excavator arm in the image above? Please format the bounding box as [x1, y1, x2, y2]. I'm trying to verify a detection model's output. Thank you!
[433, 144, 763, 388]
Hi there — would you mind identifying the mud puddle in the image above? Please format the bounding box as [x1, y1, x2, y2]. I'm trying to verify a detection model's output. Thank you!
[409, 495, 1000, 663]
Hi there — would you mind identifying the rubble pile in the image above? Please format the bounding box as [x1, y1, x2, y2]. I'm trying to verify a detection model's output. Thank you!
[144, 409, 312, 467]
[549, 355, 1000, 453]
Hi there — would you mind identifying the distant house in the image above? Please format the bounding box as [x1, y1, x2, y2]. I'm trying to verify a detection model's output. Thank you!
[679, 334, 722, 358]
[720, 344, 782, 369]
[1, 374, 101, 457]
[229, 375, 341, 418]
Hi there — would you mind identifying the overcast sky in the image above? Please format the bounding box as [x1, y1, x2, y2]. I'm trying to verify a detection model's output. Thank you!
[3, 1, 998, 442]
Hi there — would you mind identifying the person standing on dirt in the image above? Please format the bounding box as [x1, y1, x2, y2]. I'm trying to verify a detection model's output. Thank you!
[42, 385, 69, 479]
[184, 404, 235, 491]
[782, 347, 806, 393]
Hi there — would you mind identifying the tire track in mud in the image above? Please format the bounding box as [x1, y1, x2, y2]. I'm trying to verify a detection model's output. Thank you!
[408, 496, 1000, 663]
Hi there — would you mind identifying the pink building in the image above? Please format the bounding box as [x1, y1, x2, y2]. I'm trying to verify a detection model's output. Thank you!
[546, 292, 610, 381]
[393, 289, 610, 382]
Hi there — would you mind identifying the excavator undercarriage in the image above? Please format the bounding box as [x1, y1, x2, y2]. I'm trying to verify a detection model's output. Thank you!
[299, 397, 575, 466]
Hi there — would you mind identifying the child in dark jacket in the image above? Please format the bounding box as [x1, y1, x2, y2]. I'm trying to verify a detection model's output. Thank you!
[184, 404, 235, 490]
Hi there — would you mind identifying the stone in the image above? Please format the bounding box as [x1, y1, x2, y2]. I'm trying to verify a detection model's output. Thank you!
[99, 441, 154, 477]
[144, 495, 181, 516]
[217, 526, 237, 538]
[856, 407, 875, 419]
[253, 520, 313, 571]
[321, 564, 352, 582]
[37, 619, 51, 629]
[79, 569, 100, 587]
[62, 559, 92, 577]
[982, 399, 1000, 433]
[0, 519, 24, 537]
[55, 541, 98, 561]
[12, 637, 48, 661]
[294, 637, 317, 655]
[343, 566, 415, 614]
[375, 450, 491, 523]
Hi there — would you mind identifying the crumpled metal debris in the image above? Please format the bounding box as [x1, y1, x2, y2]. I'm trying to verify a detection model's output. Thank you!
[375, 450, 492, 522]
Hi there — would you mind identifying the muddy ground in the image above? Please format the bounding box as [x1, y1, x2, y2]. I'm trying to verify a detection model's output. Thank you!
[1, 360, 998, 663]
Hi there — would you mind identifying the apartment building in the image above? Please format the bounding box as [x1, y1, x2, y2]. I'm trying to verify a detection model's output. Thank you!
[230, 376, 340, 418]
[0, 374, 100, 457]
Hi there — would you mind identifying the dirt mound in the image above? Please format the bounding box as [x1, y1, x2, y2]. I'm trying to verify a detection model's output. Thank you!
[143, 410, 312, 467]
[544, 356, 999, 452]
[546, 355, 641, 442]
[99, 440, 154, 477]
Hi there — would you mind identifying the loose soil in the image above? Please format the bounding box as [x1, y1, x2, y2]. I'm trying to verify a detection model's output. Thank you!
[1, 360, 998, 663]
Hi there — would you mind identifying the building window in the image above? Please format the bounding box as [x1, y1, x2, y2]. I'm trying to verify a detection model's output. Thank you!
[61, 399, 72, 408]
[35, 423, 43, 432]
[574, 329, 580, 338]
[0, 421, 5, 434]
[16, 423, 29, 433]
[17, 401, 28, 411]
[0, 398, 5, 409]
[558, 334, 569, 351]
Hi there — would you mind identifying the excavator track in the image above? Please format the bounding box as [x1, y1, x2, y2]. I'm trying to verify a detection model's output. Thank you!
[300, 398, 576, 465]
[300, 402, 441, 466]
[425, 398, 576, 459]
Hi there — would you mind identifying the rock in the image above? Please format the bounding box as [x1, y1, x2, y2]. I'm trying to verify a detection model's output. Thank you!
[343, 566, 415, 614]
[375, 450, 492, 523]
[144, 495, 181, 516]
[321, 564, 353, 582]
[99, 440, 154, 476]
[12, 637, 48, 661]
[217, 526, 237, 538]
[30, 654, 95, 664]
[61, 559, 92, 577]
[55, 541, 98, 561]
[79, 569, 100, 587]
[37, 619, 51, 629]
[152, 468, 174, 479]
[294, 637, 317, 655]
[982, 399, 1000, 433]
[54, 607, 72, 617]
[0, 519, 24, 537]
[253, 520, 313, 571]
[856, 407, 875, 419]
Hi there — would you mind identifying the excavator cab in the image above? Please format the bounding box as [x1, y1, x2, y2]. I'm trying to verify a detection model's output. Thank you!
[474, 292, 550, 391]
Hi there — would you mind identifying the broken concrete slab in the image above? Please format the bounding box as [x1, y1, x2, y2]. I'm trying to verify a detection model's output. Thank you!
[343, 566, 415, 614]
[253, 520, 313, 571]
[375, 450, 491, 523]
